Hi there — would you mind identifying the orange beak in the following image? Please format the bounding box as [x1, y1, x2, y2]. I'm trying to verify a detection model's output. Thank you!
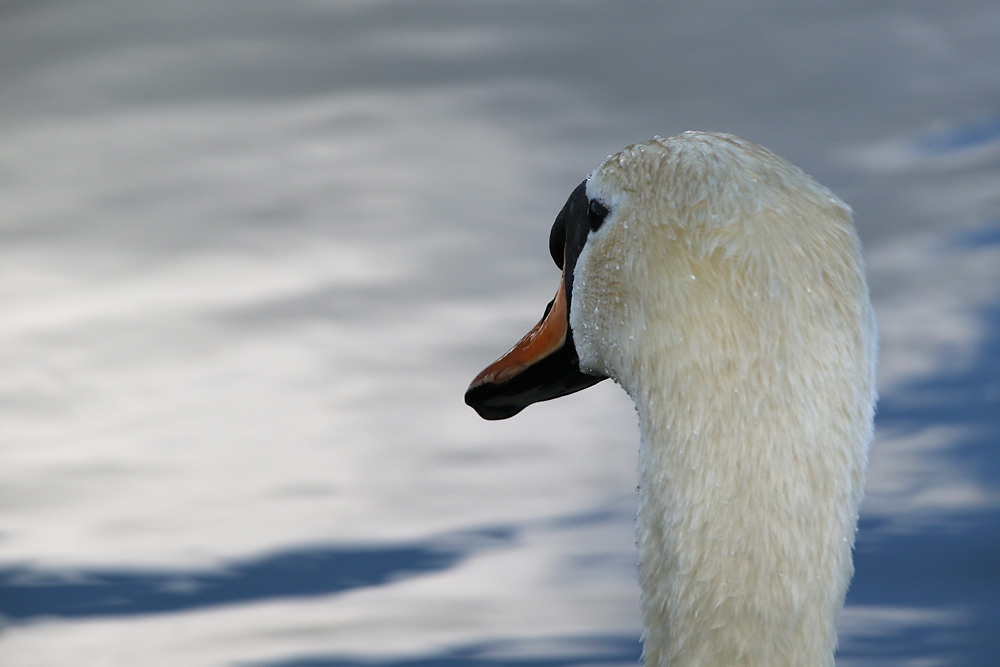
[465, 272, 604, 420]
[469, 276, 569, 387]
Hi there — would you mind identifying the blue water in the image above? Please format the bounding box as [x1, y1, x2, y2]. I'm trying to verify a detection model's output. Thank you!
[0, 544, 468, 621]
[2, 1, 999, 665]
[917, 116, 1000, 156]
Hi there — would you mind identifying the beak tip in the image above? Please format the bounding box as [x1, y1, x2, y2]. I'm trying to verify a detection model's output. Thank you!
[464, 384, 524, 420]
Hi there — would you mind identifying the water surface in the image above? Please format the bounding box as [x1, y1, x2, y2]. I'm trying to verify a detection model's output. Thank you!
[2, 2, 998, 665]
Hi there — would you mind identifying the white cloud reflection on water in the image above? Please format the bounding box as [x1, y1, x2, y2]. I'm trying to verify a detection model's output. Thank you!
[1, 1, 999, 665]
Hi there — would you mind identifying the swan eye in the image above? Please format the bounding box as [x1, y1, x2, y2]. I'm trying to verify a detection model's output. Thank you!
[588, 199, 610, 230]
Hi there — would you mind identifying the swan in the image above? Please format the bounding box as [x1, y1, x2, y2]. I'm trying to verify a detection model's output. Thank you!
[465, 132, 877, 666]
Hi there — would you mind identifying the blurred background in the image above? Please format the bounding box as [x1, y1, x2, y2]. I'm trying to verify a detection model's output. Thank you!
[1, 1, 998, 665]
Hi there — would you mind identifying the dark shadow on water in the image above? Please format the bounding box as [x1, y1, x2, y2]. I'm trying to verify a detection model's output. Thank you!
[852, 515, 1000, 607]
[836, 623, 976, 667]
[874, 293, 1000, 492]
[953, 221, 1000, 250]
[846, 516, 1000, 666]
[0, 527, 514, 623]
[246, 635, 642, 667]
[916, 114, 1000, 155]
[841, 291, 1000, 665]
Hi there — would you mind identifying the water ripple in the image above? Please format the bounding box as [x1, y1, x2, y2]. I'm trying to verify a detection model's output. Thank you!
[0, 527, 515, 623]
[245, 635, 642, 667]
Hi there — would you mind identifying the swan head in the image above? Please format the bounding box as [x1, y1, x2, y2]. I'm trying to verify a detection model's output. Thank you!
[466, 131, 868, 419]
[466, 131, 877, 665]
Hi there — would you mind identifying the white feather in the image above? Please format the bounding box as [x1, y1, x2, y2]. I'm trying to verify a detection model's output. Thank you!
[571, 132, 877, 666]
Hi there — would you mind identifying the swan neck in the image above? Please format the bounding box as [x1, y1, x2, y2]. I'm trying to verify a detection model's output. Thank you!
[631, 346, 869, 667]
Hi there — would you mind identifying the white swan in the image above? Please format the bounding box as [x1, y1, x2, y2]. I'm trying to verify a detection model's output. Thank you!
[466, 132, 877, 666]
